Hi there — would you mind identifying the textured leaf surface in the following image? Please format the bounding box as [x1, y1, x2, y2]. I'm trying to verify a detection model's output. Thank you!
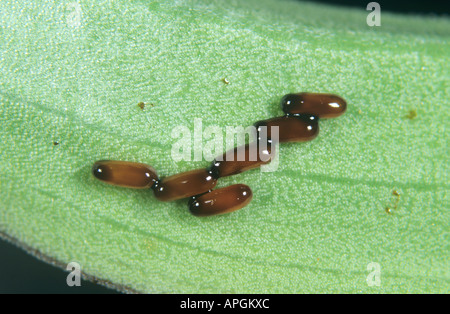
[0, 0, 449, 293]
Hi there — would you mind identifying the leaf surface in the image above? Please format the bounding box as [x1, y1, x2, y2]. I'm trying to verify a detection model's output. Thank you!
[0, 0, 448, 293]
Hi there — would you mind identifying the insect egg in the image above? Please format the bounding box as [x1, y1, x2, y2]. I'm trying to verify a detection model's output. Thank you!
[152, 169, 218, 202]
[254, 115, 319, 143]
[208, 142, 274, 178]
[92, 160, 158, 189]
[281, 92, 347, 118]
[189, 184, 253, 217]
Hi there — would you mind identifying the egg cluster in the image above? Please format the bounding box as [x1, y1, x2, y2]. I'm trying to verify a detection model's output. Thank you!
[92, 92, 346, 217]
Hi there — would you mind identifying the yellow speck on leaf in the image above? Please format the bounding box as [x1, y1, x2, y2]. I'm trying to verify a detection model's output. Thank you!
[407, 109, 417, 120]
[137, 102, 146, 110]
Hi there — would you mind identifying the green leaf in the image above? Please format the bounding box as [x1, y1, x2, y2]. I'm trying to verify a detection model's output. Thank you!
[0, 0, 448, 293]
